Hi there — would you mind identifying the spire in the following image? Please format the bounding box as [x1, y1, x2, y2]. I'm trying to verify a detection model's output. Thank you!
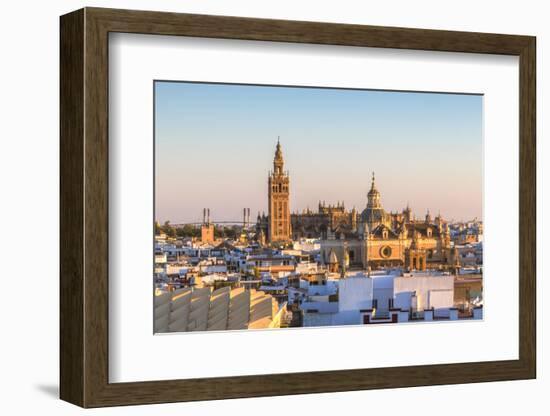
[368, 171, 379, 195]
[275, 137, 282, 159]
[273, 137, 284, 175]
[367, 171, 381, 208]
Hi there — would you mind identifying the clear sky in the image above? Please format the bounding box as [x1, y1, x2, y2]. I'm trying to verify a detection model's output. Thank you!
[155, 81, 482, 224]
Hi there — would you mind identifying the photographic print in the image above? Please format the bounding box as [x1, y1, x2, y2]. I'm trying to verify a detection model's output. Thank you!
[153, 81, 483, 333]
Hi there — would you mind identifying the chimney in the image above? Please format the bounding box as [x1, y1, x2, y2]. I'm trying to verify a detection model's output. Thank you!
[207, 208, 210, 224]
[203, 208, 206, 225]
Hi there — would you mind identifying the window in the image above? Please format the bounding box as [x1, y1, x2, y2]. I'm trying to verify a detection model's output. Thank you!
[380, 245, 392, 258]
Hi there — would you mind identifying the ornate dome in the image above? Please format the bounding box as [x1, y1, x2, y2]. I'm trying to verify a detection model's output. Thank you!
[360, 206, 388, 224]
[366, 172, 382, 209]
[360, 172, 391, 230]
[368, 179, 380, 197]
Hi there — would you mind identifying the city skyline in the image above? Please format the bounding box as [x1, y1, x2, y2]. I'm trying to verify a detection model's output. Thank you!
[155, 81, 483, 224]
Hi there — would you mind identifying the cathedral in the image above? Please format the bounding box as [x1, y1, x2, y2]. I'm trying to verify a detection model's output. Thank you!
[320, 174, 456, 272]
[256, 140, 458, 272]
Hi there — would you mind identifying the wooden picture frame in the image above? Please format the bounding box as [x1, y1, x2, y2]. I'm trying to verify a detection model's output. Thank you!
[60, 7, 536, 408]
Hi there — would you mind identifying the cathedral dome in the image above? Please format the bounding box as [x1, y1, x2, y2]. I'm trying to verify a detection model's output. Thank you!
[361, 172, 390, 229]
[367, 182, 380, 197]
[360, 206, 388, 224]
[366, 172, 382, 209]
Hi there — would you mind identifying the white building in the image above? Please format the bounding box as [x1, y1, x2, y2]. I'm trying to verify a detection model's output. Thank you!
[292, 238, 321, 252]
[302, 277, 372, 326]
[301, 270, 468, 327]
[393, 273, 455, 318]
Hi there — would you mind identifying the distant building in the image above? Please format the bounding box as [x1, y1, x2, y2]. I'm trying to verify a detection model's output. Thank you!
[291, 202, 357, 240]
[257, 145, 459, 272]
[267, 138, 291, 243]
[245, 254, 296, 278]
[319, 175, 454, 271]
[201, 208, 215, 244]
[453, 220, 483, 244]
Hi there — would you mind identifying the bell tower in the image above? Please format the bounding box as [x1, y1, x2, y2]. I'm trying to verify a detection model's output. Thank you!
[268, 138, 291, 242]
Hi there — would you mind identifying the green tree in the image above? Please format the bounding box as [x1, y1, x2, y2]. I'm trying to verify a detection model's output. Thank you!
[225, 226, 237, 239]
[162, 221, 176, 238]
[176, 224, 199, 238]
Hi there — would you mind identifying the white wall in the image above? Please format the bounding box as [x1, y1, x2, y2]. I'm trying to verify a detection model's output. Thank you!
[0, 0, 546, 415]
[372, 275, 395, 311]
[394, 276, 454, 311]
[339, 277, 374, 312]
[428, 290, 454, 311]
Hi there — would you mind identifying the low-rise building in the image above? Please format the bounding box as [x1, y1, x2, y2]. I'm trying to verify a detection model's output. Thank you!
[301, 270, 473, 327]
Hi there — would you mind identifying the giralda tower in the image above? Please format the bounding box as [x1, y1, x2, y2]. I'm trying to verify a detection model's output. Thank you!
[268, 138, 291, 242]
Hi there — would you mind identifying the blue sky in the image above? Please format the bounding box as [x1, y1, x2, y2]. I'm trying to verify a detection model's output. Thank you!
[155, 81, 482, 224]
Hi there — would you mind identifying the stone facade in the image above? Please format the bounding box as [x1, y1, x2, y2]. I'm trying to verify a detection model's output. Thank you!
[319, 175, 454, 271]
[200, 223, 215, 244]
[291, 202, 357, 239]
[201, 208, 215, 244]
[268, 139, 291, 242]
